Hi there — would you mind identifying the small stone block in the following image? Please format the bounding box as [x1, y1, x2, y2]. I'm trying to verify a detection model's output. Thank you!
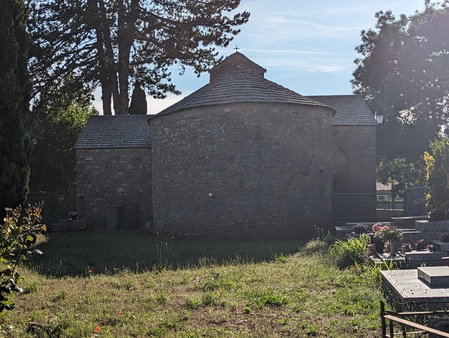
[418, 266, 449, 288]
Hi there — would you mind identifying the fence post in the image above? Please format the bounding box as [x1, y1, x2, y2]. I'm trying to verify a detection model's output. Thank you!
[381, 301, 387, 338]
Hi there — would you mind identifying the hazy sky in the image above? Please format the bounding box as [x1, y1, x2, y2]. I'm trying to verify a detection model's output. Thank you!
[95, 0, 427, 114]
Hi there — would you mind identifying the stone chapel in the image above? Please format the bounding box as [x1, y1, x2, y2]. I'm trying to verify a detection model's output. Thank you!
[74, 52, 377, 239]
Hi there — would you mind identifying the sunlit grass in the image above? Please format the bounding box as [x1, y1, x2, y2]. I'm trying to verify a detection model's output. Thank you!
[0, 231, 384, 337]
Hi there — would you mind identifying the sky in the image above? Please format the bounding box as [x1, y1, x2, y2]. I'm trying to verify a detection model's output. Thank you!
[94, 0, 426, 114]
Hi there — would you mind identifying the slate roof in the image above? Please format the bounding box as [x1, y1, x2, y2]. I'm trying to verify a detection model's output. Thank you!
[154, 67, 335, 117]
[74, 115, 151, 149]
[309, 95, 377, 126]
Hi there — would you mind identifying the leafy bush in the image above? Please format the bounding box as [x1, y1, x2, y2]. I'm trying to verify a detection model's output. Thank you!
[0, 203, 46, 312]
[424, 137, 449, 210]
[329, 235, 370, 269]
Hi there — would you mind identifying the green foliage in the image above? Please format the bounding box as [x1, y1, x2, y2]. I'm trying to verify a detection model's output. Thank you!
[0, 0, 31, 210]
[28, 0, 250, 115]
[377, 157, 425, 194]
[352, 3, 449, 164]
[29, 81, 97, 194]
[0, 203, 46, 312]
[424, 135, 449, 209]
[329, 235, 370, 269]
[255, 291, 288, 308]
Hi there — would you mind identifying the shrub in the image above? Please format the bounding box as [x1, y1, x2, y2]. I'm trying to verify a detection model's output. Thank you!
[0, 203, 46, 312]
[329, 235, 370, 269]
[424, 137, 449, 210]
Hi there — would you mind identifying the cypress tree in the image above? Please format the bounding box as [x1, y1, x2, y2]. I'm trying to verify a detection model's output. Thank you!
[0, 0, 31, 210]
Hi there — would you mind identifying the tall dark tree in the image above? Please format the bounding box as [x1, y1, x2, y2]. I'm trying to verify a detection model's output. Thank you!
[0, 0, 31, 210]
[128, 82, 147, 115]
[28, 0, 250, 115]
[352, 1, 449, 188]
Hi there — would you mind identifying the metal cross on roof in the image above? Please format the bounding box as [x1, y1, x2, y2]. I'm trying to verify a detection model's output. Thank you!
[234, 46, 240, 52]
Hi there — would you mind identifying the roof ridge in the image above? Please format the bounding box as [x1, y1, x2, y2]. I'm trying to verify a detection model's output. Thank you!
[154, 68, 334, 117]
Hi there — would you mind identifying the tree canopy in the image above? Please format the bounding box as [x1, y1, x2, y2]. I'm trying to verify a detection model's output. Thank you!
[352, 1, 449, 165]
[29, 78, 98, 194]
[28, 0, 250, 115]
[0, 0, 31, 210]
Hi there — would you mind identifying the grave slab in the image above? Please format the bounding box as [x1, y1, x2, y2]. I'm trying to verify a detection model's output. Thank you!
[382, 269, 449, 310]
[418, 266, 449, 288]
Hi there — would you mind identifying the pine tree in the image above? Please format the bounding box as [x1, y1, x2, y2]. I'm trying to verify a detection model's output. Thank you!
[29, 0, 250, 115]
[0, 0, 31, 210]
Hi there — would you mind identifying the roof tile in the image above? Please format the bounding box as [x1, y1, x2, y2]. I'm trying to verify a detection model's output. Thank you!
[309, 95, 377, 126]
[155, 68, 335, 116]
[74, 115, 151, 149]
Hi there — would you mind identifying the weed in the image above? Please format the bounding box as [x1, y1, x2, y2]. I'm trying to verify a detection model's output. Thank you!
[23, 281, 39, 294]
[201, 293, 217, 306]
[185, 296, 202, 310]
[251, 288, 288, 308]
[275, 254, 288, 263]
[302, 239, 328, 255]
[156, 293, 168, 305]
[52, 290, 67, 302]
[193, 271, 234, 292]
[329, 235, 370, 269]
[155, 233, 174, 271]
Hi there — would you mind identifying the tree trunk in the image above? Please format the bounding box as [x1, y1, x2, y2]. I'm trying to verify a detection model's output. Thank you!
[117, 0, 131, 115]
[90, 0, 112, 115]
[97, 0, 121, 115]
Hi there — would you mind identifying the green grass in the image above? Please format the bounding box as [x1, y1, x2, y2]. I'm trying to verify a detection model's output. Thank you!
[0, 231, 384, 337]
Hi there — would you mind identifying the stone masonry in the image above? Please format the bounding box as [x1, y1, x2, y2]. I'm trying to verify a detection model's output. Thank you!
[76, 148, 152, 229]
[150, 101, 334, 239]
[75, 53, 378, 239]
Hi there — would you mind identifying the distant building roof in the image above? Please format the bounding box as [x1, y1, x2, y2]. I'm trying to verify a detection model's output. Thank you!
[74, 115, 151, 149]
[155, 67, 335, 117]
[309, 95, 377, 126]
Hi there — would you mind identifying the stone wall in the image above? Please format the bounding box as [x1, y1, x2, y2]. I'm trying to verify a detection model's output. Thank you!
[150, 102, 334, 239]
[76, 148, 152, 229]
[332, 125, 377, 220]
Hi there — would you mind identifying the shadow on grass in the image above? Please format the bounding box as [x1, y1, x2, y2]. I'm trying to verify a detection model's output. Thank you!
[27, 230, 305, 277]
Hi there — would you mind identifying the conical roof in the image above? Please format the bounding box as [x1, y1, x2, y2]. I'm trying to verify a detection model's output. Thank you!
[154, 53, 335, 117]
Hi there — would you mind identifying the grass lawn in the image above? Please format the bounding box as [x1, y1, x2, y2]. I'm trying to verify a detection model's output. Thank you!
[0, 231, 384, 337]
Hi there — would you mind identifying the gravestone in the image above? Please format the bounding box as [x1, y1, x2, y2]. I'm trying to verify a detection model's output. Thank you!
[404, 187, 428, 216]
